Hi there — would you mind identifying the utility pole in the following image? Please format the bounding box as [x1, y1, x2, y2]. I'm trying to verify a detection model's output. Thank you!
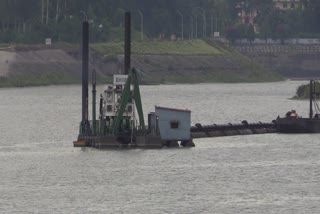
[190, 15, 194, 39]
[195, 14, 198, 39]
[203, 10, 206, 38]
[194, 7, 206, 38]
[137, 10, 144, 41]
[211, 13, 213, 37]
[41, 0, 44, 24]
[199, 8, 206, 38]
[46, 0, 49, 25]
[56, 0, 60, 23]
[177, 10, 184, 40]
[215, 15, 218, 32]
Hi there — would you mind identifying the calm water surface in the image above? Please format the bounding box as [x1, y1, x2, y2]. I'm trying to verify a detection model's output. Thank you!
[1, 81, 320, 213]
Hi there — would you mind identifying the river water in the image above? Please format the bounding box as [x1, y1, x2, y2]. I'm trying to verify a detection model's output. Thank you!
[1, 81, 320, 213]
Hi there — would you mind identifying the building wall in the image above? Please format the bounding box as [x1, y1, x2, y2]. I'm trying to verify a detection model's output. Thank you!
[273, 0, 302, 10]
[155, 107, 191, 141]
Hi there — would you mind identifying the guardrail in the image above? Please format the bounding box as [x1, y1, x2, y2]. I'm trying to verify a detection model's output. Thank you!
[234, 45, 320, 54]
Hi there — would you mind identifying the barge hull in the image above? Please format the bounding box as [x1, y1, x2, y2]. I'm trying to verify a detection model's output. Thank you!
[276, 118, 320, 133]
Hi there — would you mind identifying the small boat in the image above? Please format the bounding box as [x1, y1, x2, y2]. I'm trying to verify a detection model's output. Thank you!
[276, 80, 320, 133]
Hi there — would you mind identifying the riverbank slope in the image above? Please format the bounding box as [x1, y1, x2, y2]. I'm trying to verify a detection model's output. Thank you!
[0, 40, 282, 87]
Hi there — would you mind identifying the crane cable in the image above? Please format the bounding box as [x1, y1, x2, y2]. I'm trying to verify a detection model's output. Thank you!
[314, 100, 320, 113]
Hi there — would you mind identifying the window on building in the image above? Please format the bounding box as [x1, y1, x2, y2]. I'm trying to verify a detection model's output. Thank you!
[291, 3, 294, 9]
[283, 3, 288, 8]
[170, 121, 179, 129]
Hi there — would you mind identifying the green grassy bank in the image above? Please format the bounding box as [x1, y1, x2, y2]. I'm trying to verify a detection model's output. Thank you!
[91, 39, 222, 55]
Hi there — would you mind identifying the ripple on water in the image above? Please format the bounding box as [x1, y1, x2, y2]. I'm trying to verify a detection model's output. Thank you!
[1, 81, 320, 213]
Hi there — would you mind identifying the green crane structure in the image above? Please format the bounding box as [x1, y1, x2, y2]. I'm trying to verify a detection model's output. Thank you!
[112, 67, 145, 135]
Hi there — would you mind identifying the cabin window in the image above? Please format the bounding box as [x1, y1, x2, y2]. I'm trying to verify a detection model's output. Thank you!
[170, 120, 179, 129]
[107, 105, 112, 112]
[106, 92, 112, 102]
[116, 93, 122, 103]
[127, 105, 133, 113]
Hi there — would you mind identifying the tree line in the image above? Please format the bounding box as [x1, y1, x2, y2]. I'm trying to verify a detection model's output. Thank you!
[0, 0, 319, 44]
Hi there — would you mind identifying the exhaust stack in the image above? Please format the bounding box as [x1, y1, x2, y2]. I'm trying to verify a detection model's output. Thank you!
[124, 12, 131, 74]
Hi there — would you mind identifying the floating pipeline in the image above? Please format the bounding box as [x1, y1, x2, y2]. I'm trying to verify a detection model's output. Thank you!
[191, 120, 277, 138]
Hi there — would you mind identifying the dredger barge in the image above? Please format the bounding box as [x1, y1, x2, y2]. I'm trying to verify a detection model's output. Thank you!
[74, 12, 195, 148]
[73, 12, 320, 149]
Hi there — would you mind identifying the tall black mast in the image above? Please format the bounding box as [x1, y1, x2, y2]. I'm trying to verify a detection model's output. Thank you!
[124, 12, 131, 75]
[81, 21, 90, 134]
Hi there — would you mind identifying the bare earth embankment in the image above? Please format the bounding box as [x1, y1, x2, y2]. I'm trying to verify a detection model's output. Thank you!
[0, 50, 15, 77]
[0, 41, 283, 87]
[0, 48, 81, 87]
[235, 45, 320, 79]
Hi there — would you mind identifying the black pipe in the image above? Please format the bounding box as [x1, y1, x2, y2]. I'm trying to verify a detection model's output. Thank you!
[92, 69, 97, 135]
[191, 122, 275, 132]
[82, 21, 89, 123]
[124, 12, 131, 75]
[310, 80, 313, 119]
[99, 95, 103, 118]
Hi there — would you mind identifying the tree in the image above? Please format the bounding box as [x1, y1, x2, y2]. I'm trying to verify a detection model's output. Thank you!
[246, 24, 255, 43]
[225, 25, 238, 43]
[0, 0, 319, 44]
